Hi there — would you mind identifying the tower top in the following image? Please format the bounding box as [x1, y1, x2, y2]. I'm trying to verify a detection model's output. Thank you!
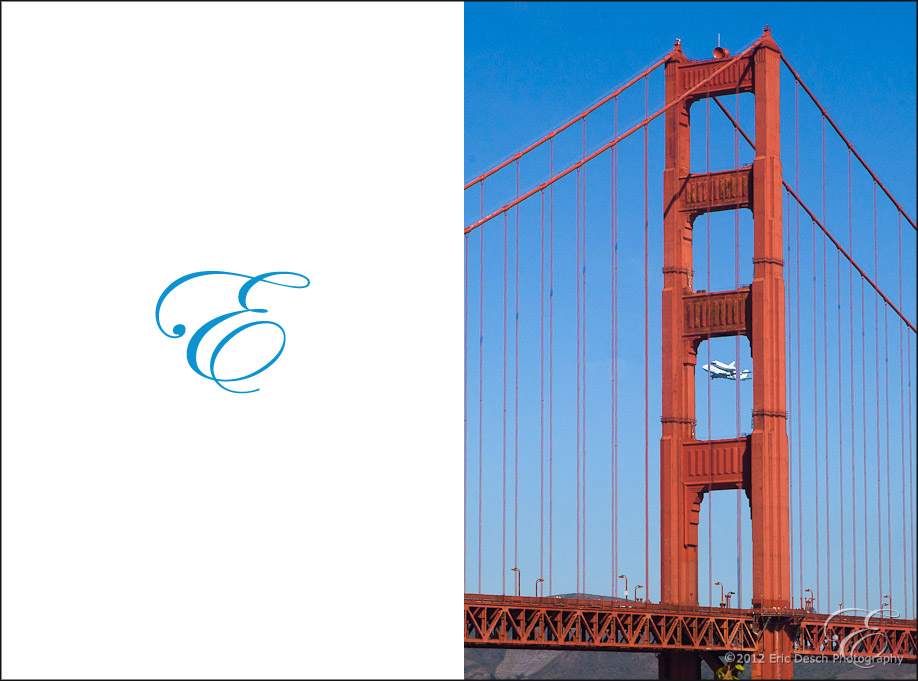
[758, 25, 781, 52]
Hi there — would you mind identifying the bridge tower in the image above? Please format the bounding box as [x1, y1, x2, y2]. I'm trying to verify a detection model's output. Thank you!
[658, 27, 793, 680]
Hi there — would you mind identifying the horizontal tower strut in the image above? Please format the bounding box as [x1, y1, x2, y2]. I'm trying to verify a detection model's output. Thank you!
[683, 288, 750, 339]
[680, 168, 753, 217]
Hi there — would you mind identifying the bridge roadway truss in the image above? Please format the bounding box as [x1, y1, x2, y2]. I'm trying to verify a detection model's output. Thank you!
[465, 595, 917, 663]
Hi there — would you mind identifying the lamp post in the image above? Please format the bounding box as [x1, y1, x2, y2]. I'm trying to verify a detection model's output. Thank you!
[882, 594, 890, 615]
[804, 588, 814, 613]
[511, 568, 520, 597]
[536, 578, 544, 598]
[618, 574, 628, 601]
[714, 581, 725, 607]
[726, 591, 735, 609]
[635, 585, 644, 602]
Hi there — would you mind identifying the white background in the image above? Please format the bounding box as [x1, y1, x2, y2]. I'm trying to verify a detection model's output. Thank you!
[2, 3, 462, 678]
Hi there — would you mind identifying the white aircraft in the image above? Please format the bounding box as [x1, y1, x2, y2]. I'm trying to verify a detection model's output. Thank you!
[701, 359, 751, 381]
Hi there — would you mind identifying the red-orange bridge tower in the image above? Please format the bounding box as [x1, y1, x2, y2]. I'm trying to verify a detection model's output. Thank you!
[659, 27, 791, 679]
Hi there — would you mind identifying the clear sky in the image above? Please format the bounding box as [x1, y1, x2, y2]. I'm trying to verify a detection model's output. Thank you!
[464, 2, 916, 613]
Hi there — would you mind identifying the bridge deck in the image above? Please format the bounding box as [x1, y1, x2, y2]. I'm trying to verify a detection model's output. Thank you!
[464, 594, 917, 661]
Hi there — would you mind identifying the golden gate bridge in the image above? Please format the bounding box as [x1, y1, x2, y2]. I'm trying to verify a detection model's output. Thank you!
[463, 27, 916, 679]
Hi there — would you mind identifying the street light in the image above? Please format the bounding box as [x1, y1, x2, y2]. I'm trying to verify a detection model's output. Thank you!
[804, 588, 814, 613]
[726, 591, 735, 609]
[714, 581, 725, 607]
[618, 574, 629, 601]
[882, 594, 890, 615]
[536, 578, 544, 597]
[635, 585, 644, 602]
[511, 568, 520, 597]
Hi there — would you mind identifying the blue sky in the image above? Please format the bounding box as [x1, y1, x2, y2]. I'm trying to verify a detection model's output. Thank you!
[464, 2, 916, 612]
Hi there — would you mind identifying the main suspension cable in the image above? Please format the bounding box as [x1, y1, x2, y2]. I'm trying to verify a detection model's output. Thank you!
[779, 54, 916, 230]
[463, 56, 667, 189]
[465, 42, 761, 235]
[710, 96, 916, 333]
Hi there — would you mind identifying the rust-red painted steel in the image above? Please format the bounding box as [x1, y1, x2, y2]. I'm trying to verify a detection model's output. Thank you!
[778, 54, 916, 230]
[464, 595, 918, 661]
[659, 27, 792, 679]
[781, 182, 916, 334]
[463, 41, 761, 235]
[710, 96, 917, 334]
[463, 57, 667, 190]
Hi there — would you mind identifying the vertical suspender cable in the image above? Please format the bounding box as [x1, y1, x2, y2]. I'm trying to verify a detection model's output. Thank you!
[813, 216, 821, 612]
[706, 94, 712, 606]
[582, 119, 588, 594]
[898, 213, 908, 619]
[609, 126, 618, 595]
[794, 80, 804, 606]
[540, 188, 545, 586]
[909, 333, 915, 618]
[849, 150, 858, 609]
[611, 98, 619, 597]
[838, 246, 845, 607]
[576, 158, 582, 596]
[861, 275, 869, 608]
[811, 112, 821, 611]
[874, 183, 883, 607]
[735, 89, 743, 607]
[514, 163, 520, 579]
[644, 74, 650, 601]
[834, 122, 844, 607]
[884, 304, 891, 613]
[502, 210, 508, 595]
[549, 137, 555, 596]
[464, 231, 469, 594]
[478, 186, 484, 594]
[822, 118, 830, 608]
[787, 188, 795, 605]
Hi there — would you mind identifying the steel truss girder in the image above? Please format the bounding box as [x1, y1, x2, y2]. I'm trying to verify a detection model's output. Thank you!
[464, 595, 917, 663]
